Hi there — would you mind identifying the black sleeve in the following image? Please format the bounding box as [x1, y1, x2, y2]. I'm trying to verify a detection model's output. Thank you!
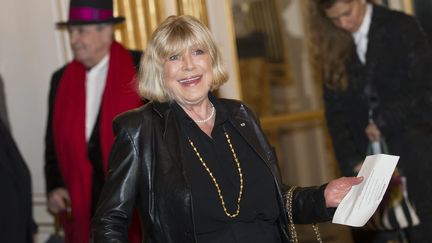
[92, 118, 144, 243]
[44, 67, 66, 194]
[240, 100, 333, 222]
[291, 185, 333, 224]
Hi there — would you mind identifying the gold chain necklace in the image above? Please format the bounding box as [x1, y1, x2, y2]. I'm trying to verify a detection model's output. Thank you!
[188, 131, 244, 218]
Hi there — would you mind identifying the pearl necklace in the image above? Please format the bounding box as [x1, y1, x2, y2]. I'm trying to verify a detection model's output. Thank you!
[193, 102, 215, 123]
[188, 130, 244, 218]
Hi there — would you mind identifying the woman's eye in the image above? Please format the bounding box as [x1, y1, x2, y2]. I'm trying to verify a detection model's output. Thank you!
[168, 55, 179, 61]
[193, 49, 204, 55]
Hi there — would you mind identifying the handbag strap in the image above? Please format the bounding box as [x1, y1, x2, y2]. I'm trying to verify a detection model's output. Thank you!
[286, 186, 323, 243]
[54, 213, 62, 235]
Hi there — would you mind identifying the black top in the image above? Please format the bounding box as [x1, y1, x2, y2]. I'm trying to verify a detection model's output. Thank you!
[171, 94, 281, 243]
[0, 118, 37, 243]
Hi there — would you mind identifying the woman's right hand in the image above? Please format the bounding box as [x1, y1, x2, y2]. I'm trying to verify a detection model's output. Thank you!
[324, 176, 364, 208]
[47, 187, 71, 214]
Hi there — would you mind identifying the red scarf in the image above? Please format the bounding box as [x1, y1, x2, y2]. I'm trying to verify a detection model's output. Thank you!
[53, 41, 143, 243]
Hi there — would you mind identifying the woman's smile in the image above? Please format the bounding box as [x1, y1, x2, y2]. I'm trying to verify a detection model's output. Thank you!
[178, 75, 202, 86]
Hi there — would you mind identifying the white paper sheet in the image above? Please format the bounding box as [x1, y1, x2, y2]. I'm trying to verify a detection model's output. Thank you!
[332, 154, 399, 227]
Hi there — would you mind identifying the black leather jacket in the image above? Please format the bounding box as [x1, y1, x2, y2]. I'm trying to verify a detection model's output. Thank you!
[92, 98, 332, 243]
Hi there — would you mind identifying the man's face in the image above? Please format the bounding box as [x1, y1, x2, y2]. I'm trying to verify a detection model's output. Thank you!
[67, 24, 113, 68]
[324, 0, 367, 33]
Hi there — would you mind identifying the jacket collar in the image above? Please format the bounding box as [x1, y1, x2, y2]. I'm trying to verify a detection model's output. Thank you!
[150, 95, 273, 165]
[364, 4, 388, 66]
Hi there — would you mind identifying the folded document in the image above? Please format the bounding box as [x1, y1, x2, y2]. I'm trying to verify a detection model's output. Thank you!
[332, 154, 399, 227]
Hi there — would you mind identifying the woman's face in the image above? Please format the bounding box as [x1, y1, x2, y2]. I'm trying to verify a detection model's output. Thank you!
[324, 0, 366, 33]
[163, 45, 213, 107]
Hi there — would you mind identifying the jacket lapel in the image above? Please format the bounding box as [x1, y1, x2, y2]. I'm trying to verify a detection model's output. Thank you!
[153, 102, 183, 169]
[151, 102, 195, 239]
[227, 102, 269, 162]
[224, 100, 285, 186]
[365, 5, 387, 74]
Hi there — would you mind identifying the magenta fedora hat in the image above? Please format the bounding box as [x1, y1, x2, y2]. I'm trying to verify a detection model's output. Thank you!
[57, 0, 125, 26]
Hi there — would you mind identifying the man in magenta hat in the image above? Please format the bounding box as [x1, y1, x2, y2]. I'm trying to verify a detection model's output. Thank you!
[44, 0, 144, 242]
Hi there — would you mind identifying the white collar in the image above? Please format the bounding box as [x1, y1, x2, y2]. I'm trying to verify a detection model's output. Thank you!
[352, 3, 373, 43]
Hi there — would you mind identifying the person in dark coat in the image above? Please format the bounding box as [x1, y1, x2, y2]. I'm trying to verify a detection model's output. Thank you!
[309, 0, 432, 242]
[0, 75, 10, 129]
[44, 0, 144, 242]
[91, 15, 363, 243]
[0, 117, 37, 243]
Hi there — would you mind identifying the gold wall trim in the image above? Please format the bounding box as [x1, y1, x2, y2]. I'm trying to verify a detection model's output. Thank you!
[177, 0, 208, 26]
[403, 0, 414, 15]
[113, 0, 165, 50]
[260, 110, 324, 130]
[113, 0, 210, 50]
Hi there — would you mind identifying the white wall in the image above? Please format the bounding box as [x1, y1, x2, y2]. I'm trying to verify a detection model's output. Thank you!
[0, 0, 67, 240]
[0, 0, 70, 189]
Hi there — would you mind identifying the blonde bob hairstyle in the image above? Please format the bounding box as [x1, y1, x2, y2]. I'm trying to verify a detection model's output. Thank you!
[138, 15, 228, 102]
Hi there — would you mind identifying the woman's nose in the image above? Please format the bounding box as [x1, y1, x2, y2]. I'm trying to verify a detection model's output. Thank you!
[182, 54, 195, 71]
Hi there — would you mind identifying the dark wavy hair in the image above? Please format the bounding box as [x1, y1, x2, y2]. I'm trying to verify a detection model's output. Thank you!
[308, 0, 374, 90]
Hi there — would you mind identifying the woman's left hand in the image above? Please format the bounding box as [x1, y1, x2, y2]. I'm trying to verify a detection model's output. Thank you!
[324, 176, 364, 208]
[365, 122, 381, 141]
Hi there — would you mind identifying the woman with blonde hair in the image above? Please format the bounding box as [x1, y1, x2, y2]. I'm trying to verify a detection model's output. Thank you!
[92, 15, 362, 243]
